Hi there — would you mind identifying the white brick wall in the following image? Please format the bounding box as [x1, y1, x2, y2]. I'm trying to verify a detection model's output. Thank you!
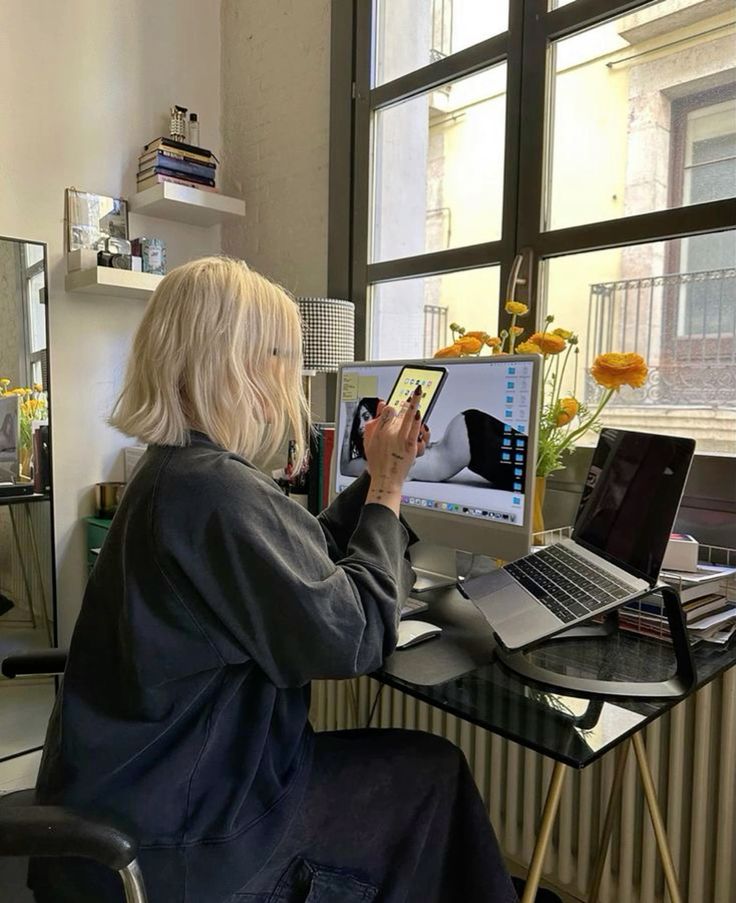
[220, 0, 332, 297]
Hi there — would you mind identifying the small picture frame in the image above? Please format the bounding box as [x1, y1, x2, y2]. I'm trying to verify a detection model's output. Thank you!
[65, 188, 129, 253]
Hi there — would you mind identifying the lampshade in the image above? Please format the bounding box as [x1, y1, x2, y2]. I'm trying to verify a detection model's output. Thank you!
[297, 297, 355, 372]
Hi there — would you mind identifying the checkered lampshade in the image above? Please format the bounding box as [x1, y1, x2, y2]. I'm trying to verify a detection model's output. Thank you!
[297, 297, 355, 372]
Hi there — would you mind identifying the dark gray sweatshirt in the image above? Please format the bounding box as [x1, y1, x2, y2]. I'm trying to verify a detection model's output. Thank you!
[33, 432, 414, 894]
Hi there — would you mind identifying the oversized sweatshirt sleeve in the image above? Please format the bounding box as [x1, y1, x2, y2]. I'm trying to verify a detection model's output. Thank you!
[318, 470, 420, 560]
[156, 455, 415, 688]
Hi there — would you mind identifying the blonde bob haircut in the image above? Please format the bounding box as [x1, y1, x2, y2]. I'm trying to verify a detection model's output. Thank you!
[110, 256, 310, 470]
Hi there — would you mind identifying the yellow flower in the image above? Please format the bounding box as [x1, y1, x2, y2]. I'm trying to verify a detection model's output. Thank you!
[591, 352, 648, 390]
[456, 336, 483, 354]
[33, 383, 43, 392]
[505, 300, 529, 316]
[516, 340, 543, 354]
[529, 332, 566, 355]
[484, 336, 502, 348]
[464, 331, 490, 341]
[552, 328, 573, 340]
[434, 343, 463, 359]
[556, 397, 579, 426]
[510, 326, 524, 336]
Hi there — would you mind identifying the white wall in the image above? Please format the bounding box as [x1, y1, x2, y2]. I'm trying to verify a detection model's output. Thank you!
[0, 0, 222, 642]
[220, 0, 331, 296]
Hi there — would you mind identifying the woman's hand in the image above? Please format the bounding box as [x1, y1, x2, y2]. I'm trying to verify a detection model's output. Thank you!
[416, 423, 430, 457]
[364, 385, 423, 514]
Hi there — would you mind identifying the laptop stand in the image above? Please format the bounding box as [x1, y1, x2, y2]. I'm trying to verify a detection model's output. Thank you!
[495, 584, 696, 699]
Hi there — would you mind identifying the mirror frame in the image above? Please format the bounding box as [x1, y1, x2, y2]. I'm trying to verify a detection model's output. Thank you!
[0, 234, 57, 763]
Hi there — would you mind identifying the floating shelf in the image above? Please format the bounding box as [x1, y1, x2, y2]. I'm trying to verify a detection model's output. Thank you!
[129, 183, 246, 226]
[65, 267, 163, 301]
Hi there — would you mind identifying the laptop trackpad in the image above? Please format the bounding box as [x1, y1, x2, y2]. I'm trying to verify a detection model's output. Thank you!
[460, 569, 561, 650]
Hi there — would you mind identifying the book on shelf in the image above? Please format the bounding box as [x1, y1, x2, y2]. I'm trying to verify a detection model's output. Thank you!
[138, 168, 215, 189]
[139, 148, 216, 172]
[138, 156, 216, 181]
[136, 172, 218, 193]
[143, 136, 217, 161]
[660, 561, 736, 587]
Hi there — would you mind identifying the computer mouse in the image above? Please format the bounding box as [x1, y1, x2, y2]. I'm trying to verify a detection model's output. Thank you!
[396, 620, 443, 650]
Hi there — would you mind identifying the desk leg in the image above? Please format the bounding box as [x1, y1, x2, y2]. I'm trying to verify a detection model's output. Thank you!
[23, 504, 53, 645]
[632, 732, 683, 903]
[520, 761, 567, 903]
[8, 507, 37, 629]
[588, 740, 630, 903]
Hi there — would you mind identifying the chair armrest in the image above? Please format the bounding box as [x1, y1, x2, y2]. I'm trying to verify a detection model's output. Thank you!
[2, 649, 68, 678]
[0, 805, 137, 871]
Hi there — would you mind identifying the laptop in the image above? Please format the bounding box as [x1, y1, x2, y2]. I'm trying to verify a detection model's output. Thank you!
[460, 429, 696, 651]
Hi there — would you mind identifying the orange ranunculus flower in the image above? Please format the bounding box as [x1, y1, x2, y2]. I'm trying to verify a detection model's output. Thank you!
[505, 300, 529, 316]
[464, 330, 490, 341]
[516, 340, 543, 354]
[556, 397, 579, 426]
[484, 336, 502, 348]
[529, 331, 566, 355]
[456, 336, 483, 354]
[591, 352, 648, 390]
[552, 328, 573, 340]
[434, 343, 463, 358]
[510, 326, 524, 336]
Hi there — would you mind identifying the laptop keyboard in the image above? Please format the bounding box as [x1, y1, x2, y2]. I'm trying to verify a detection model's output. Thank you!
[504, 544, 635, 624]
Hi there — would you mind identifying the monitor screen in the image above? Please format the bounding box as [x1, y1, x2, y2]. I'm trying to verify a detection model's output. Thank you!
[573, 429, 695, 583]
[334, 357, 537, 528]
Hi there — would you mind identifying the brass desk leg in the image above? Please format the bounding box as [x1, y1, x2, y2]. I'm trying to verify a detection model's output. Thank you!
[588, 740, 631, 903]
[23, 503, 53, 645]
[521, 760, 568, 903]
[632, 732, 683, 903]
[8, 506, 37, 629]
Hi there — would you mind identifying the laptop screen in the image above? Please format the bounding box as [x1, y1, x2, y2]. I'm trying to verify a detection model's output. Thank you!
[572, 429, 695, 584]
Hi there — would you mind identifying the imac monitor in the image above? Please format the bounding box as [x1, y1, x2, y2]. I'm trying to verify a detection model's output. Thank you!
[333, 356, 541, 571]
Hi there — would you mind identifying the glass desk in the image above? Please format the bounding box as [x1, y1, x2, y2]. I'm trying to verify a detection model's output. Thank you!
[375, 585, 736, 903]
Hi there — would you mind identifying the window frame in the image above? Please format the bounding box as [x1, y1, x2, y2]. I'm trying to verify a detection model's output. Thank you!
[330, 0, 736, 358]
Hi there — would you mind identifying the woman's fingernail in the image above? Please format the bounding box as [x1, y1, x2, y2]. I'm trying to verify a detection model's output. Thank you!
[415, 411, 420, 420]
[414, 385, 422, 395]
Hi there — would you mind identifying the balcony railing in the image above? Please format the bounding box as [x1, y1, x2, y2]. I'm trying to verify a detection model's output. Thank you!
[586, 268, 736, 407]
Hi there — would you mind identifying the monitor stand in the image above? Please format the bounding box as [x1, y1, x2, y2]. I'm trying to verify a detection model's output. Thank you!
[494, 585, 696, 700]
[409, 542, 493, 593]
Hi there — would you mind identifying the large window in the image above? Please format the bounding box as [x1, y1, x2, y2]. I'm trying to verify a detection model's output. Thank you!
[338, 0, 735, 454]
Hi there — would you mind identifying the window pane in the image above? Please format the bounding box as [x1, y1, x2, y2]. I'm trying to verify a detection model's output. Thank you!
[374, 0, 509, 86]
[370, 266, 500, 360]
[543, 231, 736, 455]
[24, 243, 44, 267]
[371, 64, 506, 263]
[28, 272, 46, 353]
[546, 3, 736, 230]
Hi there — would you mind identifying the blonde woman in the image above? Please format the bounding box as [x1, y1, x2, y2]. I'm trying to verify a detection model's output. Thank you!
[30, 258, 516, 903]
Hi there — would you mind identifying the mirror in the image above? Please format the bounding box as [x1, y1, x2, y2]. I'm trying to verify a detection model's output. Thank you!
[0, 236, 56, 762]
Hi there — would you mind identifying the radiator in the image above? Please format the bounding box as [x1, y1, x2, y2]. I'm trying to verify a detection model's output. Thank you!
[310, 669, 736, 902]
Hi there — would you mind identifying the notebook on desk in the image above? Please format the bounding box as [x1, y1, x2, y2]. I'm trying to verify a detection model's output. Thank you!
[460, 429, 695, 651]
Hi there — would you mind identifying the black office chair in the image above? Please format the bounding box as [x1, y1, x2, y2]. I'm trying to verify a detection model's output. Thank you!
[0, 651, 148, 902]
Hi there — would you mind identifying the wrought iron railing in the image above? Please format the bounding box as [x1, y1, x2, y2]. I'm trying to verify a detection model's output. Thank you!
[586, 268, 736, 407]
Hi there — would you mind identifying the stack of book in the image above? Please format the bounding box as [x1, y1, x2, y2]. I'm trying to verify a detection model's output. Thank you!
[137, 137, 218, 193]
[620, 561, 736, 646]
